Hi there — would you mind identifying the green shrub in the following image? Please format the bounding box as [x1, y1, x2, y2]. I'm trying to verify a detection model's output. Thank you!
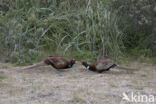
[112, 0, 156, 56]
[0, 0, 155, 65]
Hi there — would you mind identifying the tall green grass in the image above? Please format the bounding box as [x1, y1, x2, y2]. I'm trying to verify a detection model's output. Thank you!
[0, 0, 124, 64]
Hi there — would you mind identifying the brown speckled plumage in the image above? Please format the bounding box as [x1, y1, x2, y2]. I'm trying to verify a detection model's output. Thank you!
[21, 56, 75, 70]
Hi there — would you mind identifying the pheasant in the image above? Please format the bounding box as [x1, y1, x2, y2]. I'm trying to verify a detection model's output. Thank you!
[81, 59, 137, 73]
[21, 56, 76, 70]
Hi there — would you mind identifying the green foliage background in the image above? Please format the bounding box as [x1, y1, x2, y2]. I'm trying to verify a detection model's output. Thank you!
[0, 0, 155, 65]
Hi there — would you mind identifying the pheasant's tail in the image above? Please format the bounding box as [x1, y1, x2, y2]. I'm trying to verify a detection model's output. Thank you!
[20, 62, 47, 70]
[115, 65, 138, 70]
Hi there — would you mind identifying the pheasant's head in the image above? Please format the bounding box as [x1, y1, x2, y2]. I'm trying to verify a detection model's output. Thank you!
[71, 59, 76, 64]
[68, 59, 76, 68]
[81, 61, 89, 69]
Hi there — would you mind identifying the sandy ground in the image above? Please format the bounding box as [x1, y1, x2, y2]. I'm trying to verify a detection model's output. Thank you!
[0, 62, 156, 104]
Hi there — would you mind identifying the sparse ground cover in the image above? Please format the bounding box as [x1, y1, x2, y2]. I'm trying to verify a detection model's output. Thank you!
[0, 62, 156, 104]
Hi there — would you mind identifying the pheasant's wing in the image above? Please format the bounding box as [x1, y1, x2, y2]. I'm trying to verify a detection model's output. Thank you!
[48, 56, 68, 69]
[48, 56, 65, 63]
[95, 59, 114, 70]
[95, 63, 114, 70]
